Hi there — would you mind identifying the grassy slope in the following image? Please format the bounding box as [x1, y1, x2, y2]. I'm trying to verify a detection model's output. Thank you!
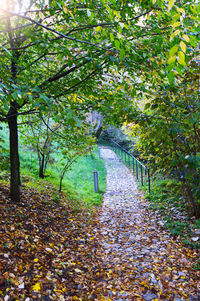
[0, 124, 106, 208]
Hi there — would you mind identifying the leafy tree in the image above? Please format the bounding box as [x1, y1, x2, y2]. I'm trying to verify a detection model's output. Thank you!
[0, 0, 198, 203]
[21, 114, 60, 178]
[126, 60, 200, 217]
[55, 130, 95, 193]
[0, 0, 158, 202]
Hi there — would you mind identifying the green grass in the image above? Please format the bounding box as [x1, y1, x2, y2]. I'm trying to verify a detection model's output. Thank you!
[47, 150, 106, 207]
[0, 123, 106, 209]
[20, 146, 106, 208]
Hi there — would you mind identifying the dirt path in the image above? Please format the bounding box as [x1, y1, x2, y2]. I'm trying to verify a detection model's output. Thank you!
[94, 147, 199, 300]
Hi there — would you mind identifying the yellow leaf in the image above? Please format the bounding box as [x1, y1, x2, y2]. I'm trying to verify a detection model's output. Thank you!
[32, 282, 41, 292]
[178, 51, 186, 66]
[180, 41, 186, 53]
[39, 11, 45, 19]
[182, 34, 190, 42]
[177, 7, 185, 14]
[167, 55, 176, 65]
[73, 94, 77, 102]
[172, 22, 181, 28]
[152, 0, 157, 4]
[33, 258, 39, 263]
[63, 6, 68, 13]
[95, 26, 102, 32]
[168, 0, 175, 11]
[74, 268, 82, 273]
[170, 29, 180, 41]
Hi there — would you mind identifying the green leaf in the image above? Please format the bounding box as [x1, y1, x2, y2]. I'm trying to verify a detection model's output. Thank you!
[3, 103, 9, 111]
[17, 97, 24, 106]
[169, 45, 178, 57]
[120, 48, 125, 61]
[167, 71, 175, 83]
[144, 103, 151, 110]
[167, 55, 176, 65]
[114, 39, 120, 50]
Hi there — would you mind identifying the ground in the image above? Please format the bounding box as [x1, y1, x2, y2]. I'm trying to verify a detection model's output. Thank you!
[0, 148, 199, 300]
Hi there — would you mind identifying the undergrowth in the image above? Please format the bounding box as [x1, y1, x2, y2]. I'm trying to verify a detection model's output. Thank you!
[138, 177, 200, 250]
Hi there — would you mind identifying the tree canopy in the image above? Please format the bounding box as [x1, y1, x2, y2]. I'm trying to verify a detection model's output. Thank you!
[0, 0, 199, 203]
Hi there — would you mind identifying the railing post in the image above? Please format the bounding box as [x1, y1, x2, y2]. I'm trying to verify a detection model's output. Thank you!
[93, 170, 99, 192]
[128, 154, 130, 167]
[125, 151, 126, 162]
[141, 165, 143, 186]
[136, 161, 138, 180]
[133, 158, 135, 173]
[147, 168, 150, 193]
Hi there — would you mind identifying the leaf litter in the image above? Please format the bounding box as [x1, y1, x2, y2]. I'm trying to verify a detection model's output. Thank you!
[0, 148, 199, 300]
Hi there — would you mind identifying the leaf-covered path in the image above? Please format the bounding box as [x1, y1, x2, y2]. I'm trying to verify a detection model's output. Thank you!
[0, 149, 199, 300]
[94, 147, 199, 300]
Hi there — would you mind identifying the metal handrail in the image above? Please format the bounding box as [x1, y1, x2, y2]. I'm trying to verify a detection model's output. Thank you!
[110, 139, 151, 193]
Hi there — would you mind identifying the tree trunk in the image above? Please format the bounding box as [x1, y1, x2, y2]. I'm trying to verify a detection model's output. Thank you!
[8, 108, 21, 202]
[39, 153, 45, 178]
[59, 172, 64, 193]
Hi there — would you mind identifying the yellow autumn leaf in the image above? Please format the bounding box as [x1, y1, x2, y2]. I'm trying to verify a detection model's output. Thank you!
[172, 22, 181, 28]
[182, 34, 190, 42]
[177, 7, 185, 14]
[95, 26, 102, 32]
[152, 0, 157, 4]
[170, 29, 180, 41]
[63, 6, 68, 13]
[168, 0, 175, 11]
[33, 258, 39, 263]
[178, 51, 186, 66]
[167, 55, 176, 65]
[73, 94, 77, 102]
[180, 41, 186, 53]
[32, 282, 41, 291]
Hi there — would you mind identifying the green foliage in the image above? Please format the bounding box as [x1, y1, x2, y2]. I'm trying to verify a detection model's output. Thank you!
[141, 176, 200, 249]
[128, 61, 200, 217]
[0, 0, 199, 202]
[164, 219, 189, 237]
[99, 127, 139, 157]
[0, 125, 9, 171]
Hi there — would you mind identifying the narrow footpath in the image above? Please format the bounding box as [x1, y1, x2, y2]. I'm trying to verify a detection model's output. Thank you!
[93, 147, 199, 300]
